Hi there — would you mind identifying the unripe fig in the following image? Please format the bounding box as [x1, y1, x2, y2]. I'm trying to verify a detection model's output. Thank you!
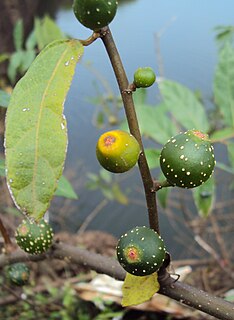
[6, 263, 30, 286]
[73, 0, 118, 31]
[133, 67, 156, 88]
[160, 130, 215, 188]
[96, 130, 141, 173]
[116, 226, 166, 276]
[15, 219, 54, 255]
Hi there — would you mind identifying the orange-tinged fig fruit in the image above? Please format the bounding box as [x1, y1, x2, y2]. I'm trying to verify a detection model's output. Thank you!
[96, 130, 141, 173]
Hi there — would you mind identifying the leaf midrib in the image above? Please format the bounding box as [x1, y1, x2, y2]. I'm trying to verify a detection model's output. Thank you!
[32, 47, 69, 215]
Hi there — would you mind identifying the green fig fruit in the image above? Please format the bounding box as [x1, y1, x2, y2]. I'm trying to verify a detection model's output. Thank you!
[160, 130, 215, 188]
[73, 0, 118, 31]
[6, 263, 30, 286]
[96, 130, 141, 173]
[116, 226, 166, 276]
[133, 67, 156, 88]
[15, 219, 54, 255]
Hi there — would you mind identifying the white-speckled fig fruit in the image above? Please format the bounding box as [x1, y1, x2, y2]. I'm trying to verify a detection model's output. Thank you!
[160, 130, 215, 188]
[96, 130, 141, 173]
[73, 0, 118, 31]
[15, 219, 54, 255]
[116, 226, 166, 276]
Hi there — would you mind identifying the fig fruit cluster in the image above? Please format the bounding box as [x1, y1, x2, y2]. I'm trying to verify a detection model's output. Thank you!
[116, 226, 166, 276]
[160, 130, 215, 188]
[96, 130, 140, 173]
[15, 219, 54, 255]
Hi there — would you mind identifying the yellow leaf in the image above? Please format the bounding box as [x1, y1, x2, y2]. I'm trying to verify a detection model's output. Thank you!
[122, 272, 160, 307]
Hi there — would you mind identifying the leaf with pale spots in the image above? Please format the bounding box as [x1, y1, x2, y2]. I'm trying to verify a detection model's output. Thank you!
[122, 272, 160, 307]
[5, 39, 84, 220]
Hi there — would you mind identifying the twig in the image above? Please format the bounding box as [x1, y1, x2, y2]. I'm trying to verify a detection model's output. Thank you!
[194, 235, 234, 280]
[79, 31, 100, 46]
[100, 26, 159, 233]
[152, 179, 173, 191]
[210, 214, 231, 264]
[77, 199, 108, 235]
[0, 243, 233, 320]
[154, 16, 177, 78]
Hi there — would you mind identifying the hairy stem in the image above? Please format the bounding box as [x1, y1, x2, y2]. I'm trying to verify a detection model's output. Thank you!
[0, 244, 233, 320]
[100, 26, 159, 232]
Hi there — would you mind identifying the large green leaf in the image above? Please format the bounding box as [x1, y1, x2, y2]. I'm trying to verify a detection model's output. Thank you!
[121, 90, 177, 144]
[159, 80, 209, 132]
[35, 16, 65, 51]
[1, 157, 78, 199]
[144, 148, 161, 169]
[5, 39, 84, 220]
[192, 176, 215, 218]
[214, 43, 234, 128]
[210, 127, 234, 142]
[135, 103, 177, 145]
[55, 175, 78, 200]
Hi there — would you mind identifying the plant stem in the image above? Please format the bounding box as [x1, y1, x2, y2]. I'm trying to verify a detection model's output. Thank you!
[79, 31, 100, 46]
[100, 27, 159, 233]
[152, 179, 174, 191]
[1, 244, 233, 320]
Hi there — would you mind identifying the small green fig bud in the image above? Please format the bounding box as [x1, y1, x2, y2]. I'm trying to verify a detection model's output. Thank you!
[133, 67, 156, 88]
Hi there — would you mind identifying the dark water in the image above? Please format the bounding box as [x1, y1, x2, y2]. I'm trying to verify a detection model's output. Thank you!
[51, 0, 234, 259]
